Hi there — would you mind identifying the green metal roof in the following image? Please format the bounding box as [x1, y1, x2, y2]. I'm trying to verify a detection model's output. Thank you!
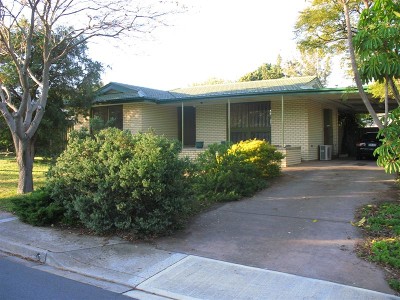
[92, 76, 342, 105]
[94, 82, 175, 104]
[170, 76, 322, 98]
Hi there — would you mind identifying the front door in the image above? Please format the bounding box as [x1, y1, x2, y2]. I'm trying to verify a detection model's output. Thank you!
[178, 106, 196, 147]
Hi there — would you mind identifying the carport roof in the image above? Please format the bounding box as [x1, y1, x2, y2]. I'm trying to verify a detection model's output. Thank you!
[93, 77, 393, 113]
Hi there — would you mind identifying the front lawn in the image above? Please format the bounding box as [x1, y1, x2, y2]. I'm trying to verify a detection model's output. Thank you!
[355, 202, 400, 293]
[0, 154, 49, 211]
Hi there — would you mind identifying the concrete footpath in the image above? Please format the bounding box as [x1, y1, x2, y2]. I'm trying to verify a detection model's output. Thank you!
[0, 214, 399, 300]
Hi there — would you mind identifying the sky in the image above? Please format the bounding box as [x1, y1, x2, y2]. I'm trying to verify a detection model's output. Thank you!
[88, 0, 349, 90]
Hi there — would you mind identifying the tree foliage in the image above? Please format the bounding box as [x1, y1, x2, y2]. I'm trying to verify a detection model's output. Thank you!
[295, 0, 385, 128]
[295, 0, 365, 54]
[191, 77, 231, 86]
[239, 62, 284, 82]
[353, 0, 400, 114]
[0, 26, 103, 156]
[375, 108, 400, 174]
[283, 49, 332, 86]
[354, 0, 400, 84]
[0, 0, 181, 193]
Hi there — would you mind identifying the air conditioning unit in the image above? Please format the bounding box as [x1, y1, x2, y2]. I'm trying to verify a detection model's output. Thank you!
[319, 145, 332, 160]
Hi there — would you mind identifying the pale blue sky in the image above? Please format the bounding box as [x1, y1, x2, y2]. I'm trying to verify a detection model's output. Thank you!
[89, 0, 350, 90]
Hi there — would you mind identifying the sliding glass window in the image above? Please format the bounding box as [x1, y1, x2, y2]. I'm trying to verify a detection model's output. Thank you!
[230, 102, 271, 143]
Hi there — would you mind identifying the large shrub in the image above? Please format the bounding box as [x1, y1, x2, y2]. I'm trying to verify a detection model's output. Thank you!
[193, 140, 283, 203]
[228, 139, 284, 178]
[46, 128, 193, 236]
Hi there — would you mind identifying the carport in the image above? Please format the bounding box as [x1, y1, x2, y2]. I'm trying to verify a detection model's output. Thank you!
[315, 87, 397, 157]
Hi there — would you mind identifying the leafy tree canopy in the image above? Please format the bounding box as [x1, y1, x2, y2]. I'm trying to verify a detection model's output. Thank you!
[295, 0, 367, 54]
[0, 24, 103, 156]
[239, 61, 284, 82]
[353, 0, 400, 84]
[283, 49, 332, 86]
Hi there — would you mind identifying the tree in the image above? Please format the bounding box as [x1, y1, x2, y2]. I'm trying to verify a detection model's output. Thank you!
[295, 0, 390, 129]
[282, 49, 332, 86]
[239, 59, 284, 82]
[295, 0, 364, 54]
[353, 0, 400, 125]
[191, 77, 231, 86]
[0, 0, 180, 193]
[0, 27, 103, 157]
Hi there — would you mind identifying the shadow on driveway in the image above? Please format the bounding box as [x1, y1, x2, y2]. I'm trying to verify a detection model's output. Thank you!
[155, 159, 398, 294]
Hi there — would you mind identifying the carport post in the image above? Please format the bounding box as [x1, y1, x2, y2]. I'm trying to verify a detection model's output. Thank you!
[181, 102, 184, 148]
[228, 99, 231, 143]
[281, 95, 285, 147]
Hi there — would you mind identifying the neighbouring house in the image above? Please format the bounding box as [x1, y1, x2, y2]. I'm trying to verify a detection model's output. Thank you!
[88, 76, 388, 166]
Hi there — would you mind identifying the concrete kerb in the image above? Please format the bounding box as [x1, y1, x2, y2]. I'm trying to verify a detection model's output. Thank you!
[0, 234, 187, 289]
[0, 237, 48, 263]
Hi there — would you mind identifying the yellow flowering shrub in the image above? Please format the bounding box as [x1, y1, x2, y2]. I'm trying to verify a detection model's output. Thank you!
[228, 139, 284, 178]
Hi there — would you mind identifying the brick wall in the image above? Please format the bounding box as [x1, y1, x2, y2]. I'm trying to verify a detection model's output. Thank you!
[179, 148, 206, 160]
[122, 99, 338, 162]
[271, 99, 309, 159]
[278, 146, 302, 167]
[142, 104, 178, 139]
[271, 99, 338, 161]
[123, 103, 143, 134]
[196, 103, 227, 146]
[306, 101, 324, 160]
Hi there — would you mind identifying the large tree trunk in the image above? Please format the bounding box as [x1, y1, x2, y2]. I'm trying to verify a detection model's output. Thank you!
[14, 135, 35, 194]
[341, 0, 384, 129]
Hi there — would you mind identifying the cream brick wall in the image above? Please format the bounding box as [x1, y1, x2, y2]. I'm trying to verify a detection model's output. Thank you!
[197, 104, 227, 146]
[123, 103, 177, 139]
[122, 100, 338, 162]
[123, 103, 143, 134]
[142, 104, 177, 139]
[306, 101, 324, 160]
[271, 100, 309, 159]
[271, 99, 338, 161]
[278, 147, 302, 167]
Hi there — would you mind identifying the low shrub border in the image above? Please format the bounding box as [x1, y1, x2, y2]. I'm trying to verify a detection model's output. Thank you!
[12, 130, 284, 239]
[355, 201, 400, 293]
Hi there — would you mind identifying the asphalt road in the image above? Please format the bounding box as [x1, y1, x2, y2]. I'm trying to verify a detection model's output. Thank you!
[0, 254, 135, 300]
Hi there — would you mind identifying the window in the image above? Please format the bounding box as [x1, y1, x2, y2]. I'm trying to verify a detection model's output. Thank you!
[230, 102, 271, 143]
[92, 105, 123, 130]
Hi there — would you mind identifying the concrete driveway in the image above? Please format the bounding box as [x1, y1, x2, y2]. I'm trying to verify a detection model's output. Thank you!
[155, 159, 398, 294]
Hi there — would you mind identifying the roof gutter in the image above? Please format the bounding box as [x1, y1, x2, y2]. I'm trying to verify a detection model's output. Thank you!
[92, 97, 158, 106]
[157, 87, 361, 104]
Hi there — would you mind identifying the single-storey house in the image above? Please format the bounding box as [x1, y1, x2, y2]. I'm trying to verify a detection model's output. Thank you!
[89, 76, 388, 166]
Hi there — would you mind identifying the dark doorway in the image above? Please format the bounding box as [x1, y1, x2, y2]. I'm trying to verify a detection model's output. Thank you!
[324, 109, 333, 145]
[178, 106, 196, 147]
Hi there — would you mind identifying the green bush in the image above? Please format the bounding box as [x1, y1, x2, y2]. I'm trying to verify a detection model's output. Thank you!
[46, 128, 193, 236]
[228, 139, 284, 178]
[12, 188, 66, 226]
[375, 107, 400, 174]
[193, 140, 281, 203]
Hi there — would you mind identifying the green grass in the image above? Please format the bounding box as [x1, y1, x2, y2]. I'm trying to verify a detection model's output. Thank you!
[356, 201, 400, 293]
[0, 154, 50, 211]
[359, 203, 400, 236]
